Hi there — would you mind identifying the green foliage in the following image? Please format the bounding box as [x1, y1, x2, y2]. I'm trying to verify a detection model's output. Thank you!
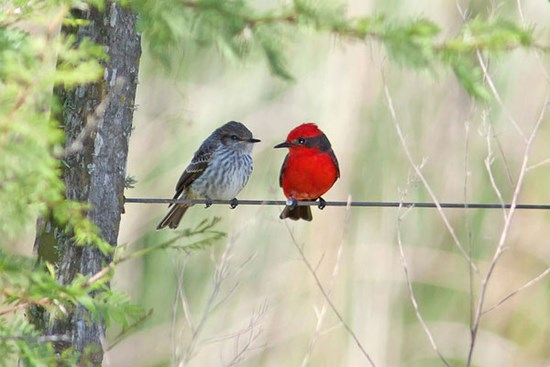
[96, 291, 145, 328]
[0, 316, 67, 367]
[438, 17, 535, 99]
[1, 0, 140, 364]
[254, 25, 294, 81]
[133, 0, 540, 100]
[1, 0, 546, 365]
[448, 17, 534, 52]
[134, 0, 256, 71]
[449, 56, 492, 101]
[0, 13, 104, 242]
[293, 0, 348, 30]
[115, 217, 225, 261]
[376, 17, 441, 69]
[0, 215, 223, 364]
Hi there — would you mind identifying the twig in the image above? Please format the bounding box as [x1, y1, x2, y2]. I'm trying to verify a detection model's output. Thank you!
[300, 195, 352, 367]
[475, 50, 527, 142]
[397, 204, 451, 367]
[0, 224, 220, 316]
[202, 301, 268, 346]
[463, 114, 477, 333]
[0, 334, 72, 343]
[467, 90, 550, 366]
[210, 254, 256, 314]
[106, 309, 154, 352]
[380, 65, 479, 275]
[0, 297, 49, 317]
[491, 125, 515, 188]
[225, 301, 268, 367]
[180, 238, 235, 365]
[171, 255, 191, 366]
[482, 266, 550, 315]
[515, 0, 550, 82]
[456, 1, 514, 186]
[526, 156, 550, 172]
[482, 115, 507, 221]
[283, 209, 376, 367]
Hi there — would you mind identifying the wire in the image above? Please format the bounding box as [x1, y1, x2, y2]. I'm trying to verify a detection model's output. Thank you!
[124, 198, 550, 210]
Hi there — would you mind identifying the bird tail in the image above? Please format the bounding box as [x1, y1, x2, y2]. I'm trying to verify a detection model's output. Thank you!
[279, 205, 312, 221]
[157, 204, 193, 230]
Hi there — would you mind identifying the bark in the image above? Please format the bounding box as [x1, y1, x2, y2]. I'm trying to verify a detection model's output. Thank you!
[34, 3, 141, 365]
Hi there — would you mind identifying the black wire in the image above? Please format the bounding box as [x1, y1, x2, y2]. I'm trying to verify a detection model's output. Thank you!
[124, 198, 550, 210]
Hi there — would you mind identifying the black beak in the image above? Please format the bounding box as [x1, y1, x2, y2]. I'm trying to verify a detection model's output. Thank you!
[274, 141, 290, 149]
[249, 138, 261, 143]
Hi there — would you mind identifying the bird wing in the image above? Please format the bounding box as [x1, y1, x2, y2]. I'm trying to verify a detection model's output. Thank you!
[172, 140, 216, 201]
[329, 149, 340, 178]
[309, 134, 340, 179]
[279, 153, 289, 187]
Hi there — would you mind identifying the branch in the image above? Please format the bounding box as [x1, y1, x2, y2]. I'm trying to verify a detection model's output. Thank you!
[476, 49, 526, 140]
[180, 237, 237, 365]
[0, 297, 49, 317]
[225, 301, 268, 366]
[482, 266, 550, 315]
[0, 220, 223, 317]
[381, 65, 479, 275]
[300, 195, 351, 367]
[105, 309, 154, 352]
[397, 205, 451, 367]
[0, 334, 71, 343]
[467, 90, 550, 366]
[482, 116, 507, 221]
[283, 198, 377, 367]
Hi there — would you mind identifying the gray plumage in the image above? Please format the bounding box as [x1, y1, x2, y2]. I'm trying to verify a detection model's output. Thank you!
[157, 121, 260, 229]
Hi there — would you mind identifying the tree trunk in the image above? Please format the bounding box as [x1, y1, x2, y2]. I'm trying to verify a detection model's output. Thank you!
[34, 3, 141, 364]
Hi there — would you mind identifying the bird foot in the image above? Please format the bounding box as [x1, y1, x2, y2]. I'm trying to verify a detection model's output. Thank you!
[204, 197, 213, 208]
[230, 198, 239, 209]
[286, 198, 298, 209]
[318, 197, 327, 210]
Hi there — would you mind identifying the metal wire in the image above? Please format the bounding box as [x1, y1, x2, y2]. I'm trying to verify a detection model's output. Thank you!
[124, 198, 550, 210]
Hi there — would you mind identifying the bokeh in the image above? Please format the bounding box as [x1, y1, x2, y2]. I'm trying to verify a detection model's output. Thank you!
[111, 1, 550, 366]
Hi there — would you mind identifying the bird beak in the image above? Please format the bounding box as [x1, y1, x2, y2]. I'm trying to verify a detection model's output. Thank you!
[249, 138, 261, 143]
[274, 141, 290, 149]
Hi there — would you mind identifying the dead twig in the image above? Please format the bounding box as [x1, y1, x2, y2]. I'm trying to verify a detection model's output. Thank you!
[482, 266, 550, 315]
[381, 65, 479, 275]
[300, 195, 352, 367]
[467, 91, 550, 366]
[283, 201, 377, 367]
[397, 204, 451, 367]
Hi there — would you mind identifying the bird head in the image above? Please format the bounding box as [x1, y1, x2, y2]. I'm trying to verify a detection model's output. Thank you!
[273, 123, 332, 153]
[218, 121, 261, 153]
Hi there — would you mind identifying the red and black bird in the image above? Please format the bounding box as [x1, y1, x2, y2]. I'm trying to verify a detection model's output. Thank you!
[274, 123, 340, 221]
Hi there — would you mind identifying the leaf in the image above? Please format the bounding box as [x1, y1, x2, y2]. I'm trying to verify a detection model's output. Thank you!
[381, 18, 441, 69]
[451, 58, 491, 101]
[255, 26, 294, 81]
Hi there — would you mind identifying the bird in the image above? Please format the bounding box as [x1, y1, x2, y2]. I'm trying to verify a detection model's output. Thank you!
[157, 121, 260, 229]
[274, 123, 340, 221]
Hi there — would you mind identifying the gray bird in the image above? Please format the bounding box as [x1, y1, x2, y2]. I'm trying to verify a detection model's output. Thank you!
[157, 121, 260, 230]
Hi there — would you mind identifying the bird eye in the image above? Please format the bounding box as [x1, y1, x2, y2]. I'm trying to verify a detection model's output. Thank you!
[231, 135, 239, 141]
[297, 138, 306, 144]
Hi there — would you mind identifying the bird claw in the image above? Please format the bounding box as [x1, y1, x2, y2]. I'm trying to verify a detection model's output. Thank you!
[204, 197, 213, 208]
[318, 197, 327, 210]
[286, 198, 298, 209]
[230, 198, 239, 209]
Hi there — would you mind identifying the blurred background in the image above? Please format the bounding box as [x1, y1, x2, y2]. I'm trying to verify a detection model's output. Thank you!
[108, 0, 549, 366]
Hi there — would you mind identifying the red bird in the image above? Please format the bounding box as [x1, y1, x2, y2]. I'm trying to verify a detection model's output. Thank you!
[274, 123, 340, 221]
